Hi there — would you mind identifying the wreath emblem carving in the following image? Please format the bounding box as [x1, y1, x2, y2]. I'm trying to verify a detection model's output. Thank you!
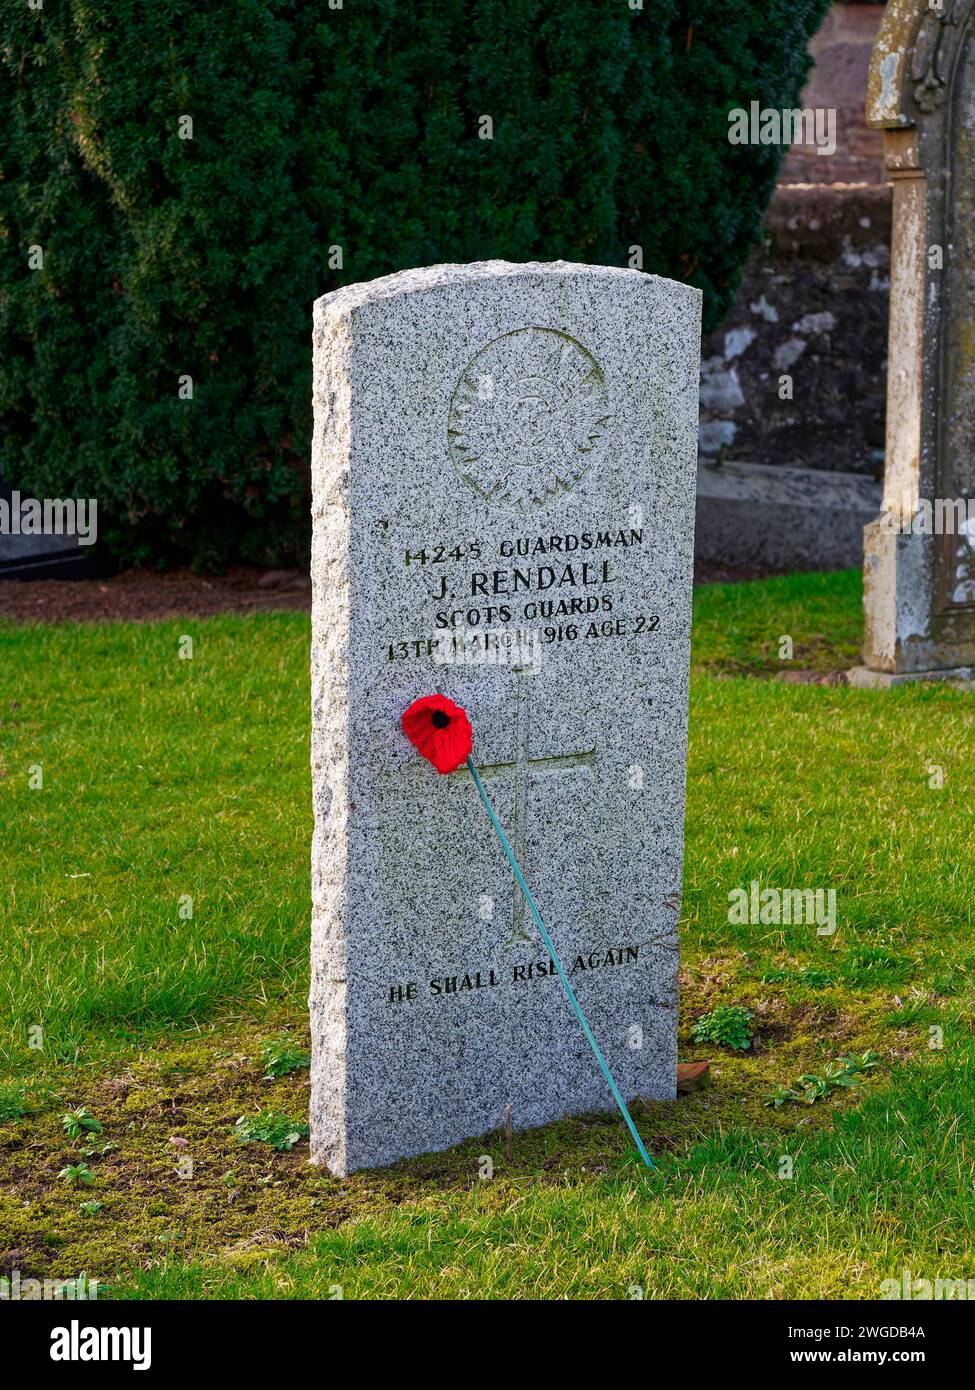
[447, 327, 613, 514]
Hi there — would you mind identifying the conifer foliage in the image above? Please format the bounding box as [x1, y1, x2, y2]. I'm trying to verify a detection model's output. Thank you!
[0, 1, 830, 566]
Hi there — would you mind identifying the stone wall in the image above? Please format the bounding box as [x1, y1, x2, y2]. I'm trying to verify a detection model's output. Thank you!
[699, 2, 889, 482]
[699, 184, 890, 479]
[694, 2, 892, 574]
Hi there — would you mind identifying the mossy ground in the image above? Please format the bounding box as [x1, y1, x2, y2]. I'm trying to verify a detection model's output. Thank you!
[1, 570, 973, 1299]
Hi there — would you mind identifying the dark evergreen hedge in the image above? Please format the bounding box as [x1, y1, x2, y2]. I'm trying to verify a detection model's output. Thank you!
[0, 0, 830, 568]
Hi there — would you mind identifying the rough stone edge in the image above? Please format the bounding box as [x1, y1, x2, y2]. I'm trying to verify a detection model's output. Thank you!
[308, 306, 354, 1175]
[312, 259, 703, 324]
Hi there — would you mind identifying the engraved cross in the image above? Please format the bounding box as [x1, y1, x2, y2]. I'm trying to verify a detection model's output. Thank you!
[467, 666, 595, 945]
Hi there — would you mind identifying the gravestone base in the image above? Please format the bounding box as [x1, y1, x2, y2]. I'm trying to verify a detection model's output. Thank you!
[695, 460, 881, 574]
[847, 665, 975, 690]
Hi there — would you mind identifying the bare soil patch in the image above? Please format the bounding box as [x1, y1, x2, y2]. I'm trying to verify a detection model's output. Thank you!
[0, 567, 311, 624]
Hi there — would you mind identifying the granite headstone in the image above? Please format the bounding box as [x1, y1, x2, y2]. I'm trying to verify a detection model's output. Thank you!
[309, 260, 701, 1175]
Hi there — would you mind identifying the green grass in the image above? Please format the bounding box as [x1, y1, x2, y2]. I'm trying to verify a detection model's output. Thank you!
[691, 566, 863, 675]
[1, 569, 973, 1299]
[107, 1053, 975, 1300]
[0, 614, 311, 1058]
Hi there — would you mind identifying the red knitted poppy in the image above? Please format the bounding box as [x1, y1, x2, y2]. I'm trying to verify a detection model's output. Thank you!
[402, 694, 473, 774]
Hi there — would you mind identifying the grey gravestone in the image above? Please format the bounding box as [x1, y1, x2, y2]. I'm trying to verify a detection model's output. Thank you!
[854, 0, 975, 684]
[0, 481, 90, 579]
[310, 260, 701, 1176]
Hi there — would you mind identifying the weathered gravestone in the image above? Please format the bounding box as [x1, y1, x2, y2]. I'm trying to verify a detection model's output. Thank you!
[853, 0, 975, 684]
[309, 260, 701, 1175]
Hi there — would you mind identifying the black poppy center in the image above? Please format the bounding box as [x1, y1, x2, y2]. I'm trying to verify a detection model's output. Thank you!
[431, 709, 450, 729]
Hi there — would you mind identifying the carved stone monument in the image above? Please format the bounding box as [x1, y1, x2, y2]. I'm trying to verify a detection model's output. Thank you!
[854, 0, 975, 684]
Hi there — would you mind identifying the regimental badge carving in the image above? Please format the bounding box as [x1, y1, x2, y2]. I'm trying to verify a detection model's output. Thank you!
[447, 327, 614, 513]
